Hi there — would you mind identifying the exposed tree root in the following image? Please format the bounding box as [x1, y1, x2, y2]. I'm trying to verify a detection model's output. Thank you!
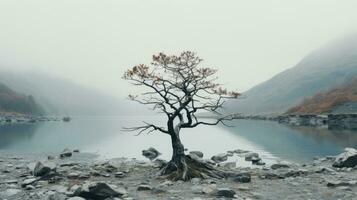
[159, 155, 225, 181]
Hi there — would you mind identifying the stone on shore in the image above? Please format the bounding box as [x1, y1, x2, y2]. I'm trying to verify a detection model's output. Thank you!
[33, 161, 56, 177]
[271, 162, 290, 170]
[332, 148, 357, 168]
[214, 188, 236, 198]
[78, 182, 126, 199]
[60, 148, 73, 158]
[142, 147, 161, 160]
[137, 184, 152, 191]
[244, 152, 259, 161]
[211, 153, 228, 163]
[21, 178, 37, 188]
[230, 172, 251, 183]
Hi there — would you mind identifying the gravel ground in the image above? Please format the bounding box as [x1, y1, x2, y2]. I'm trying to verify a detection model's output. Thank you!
[0, 149, 356, 200]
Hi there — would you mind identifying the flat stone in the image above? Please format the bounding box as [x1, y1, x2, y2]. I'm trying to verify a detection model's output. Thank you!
[115, 172, 125, 178]
[67, 197, 86, 200]
[78, 182, 124, 199]
[215, 188, 236, 198]
[271, 163, 290, 170]
[21, 178, 37, 187]
[137, 184, 152, 191]
[211, 153, 228, 163]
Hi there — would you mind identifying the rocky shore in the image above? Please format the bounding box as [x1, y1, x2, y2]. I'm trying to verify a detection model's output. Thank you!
[0, 148, 357, 200]
[0, 114, 68, 125]
[233, 114, 357, 130]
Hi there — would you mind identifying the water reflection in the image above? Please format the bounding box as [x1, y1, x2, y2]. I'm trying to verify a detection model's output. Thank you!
[224, 120, 357, 162]
[0, 123, 39, 149]
[0, 117, 356, 163]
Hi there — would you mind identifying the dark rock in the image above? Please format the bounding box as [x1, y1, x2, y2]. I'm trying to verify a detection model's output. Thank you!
[137, 184, 152, 191]
[332, 148, 357, 168]
[48, 155, 55, 160]
[255, 160, 266, 165]
[231, 172, 251, 183]
[251, 156, 261, 164]
[33, 161, 55, 177]
[142, 147, 161, 160]
[326, 180, 356, 187]
[245, 152, 259, 161]
[60, 149, 73, 158]
[260, 172, 284, 180]
[78, 182, 125, 200]
[284, 169, 308, 177]
[211, 153, 228, 163]
[215, 188, 236, 198]
[114, 172, 125, 178]
[271, 163, 290, 170]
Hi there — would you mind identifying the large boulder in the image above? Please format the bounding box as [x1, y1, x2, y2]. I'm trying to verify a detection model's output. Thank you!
[34, 161, 56, 177]
[78, 182, 126, 200]
[211, 153, 228, 163]
[332, 148, 357, 168]
[27, 161, 56, 177]
[142, 147, 161, 160]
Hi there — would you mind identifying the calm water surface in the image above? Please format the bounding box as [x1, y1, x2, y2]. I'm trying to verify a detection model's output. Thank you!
[0, 116, 356, 164]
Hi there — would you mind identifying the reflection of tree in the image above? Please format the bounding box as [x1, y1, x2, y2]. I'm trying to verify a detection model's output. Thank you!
[0, 123, 40, 149]
[289, 126, 357, 148]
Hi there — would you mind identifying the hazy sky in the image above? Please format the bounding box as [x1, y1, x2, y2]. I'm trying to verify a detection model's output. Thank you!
[1, 0, 357, 97]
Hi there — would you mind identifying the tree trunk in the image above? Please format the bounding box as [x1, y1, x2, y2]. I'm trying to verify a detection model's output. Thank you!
[171, 132, 185, 162]
[160, 129, 226, 181]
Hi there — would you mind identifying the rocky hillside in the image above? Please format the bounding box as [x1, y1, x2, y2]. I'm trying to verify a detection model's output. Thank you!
[226, 34, 357, 115]
[0, 70, 147, 116]
[287, 79, 357, 114]
[0, 82, 43, 115]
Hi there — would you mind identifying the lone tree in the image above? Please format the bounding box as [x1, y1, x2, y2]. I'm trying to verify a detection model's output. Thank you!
[123, 51, 239, 180]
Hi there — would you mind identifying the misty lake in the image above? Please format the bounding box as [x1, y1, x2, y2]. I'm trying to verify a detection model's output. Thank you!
[1, 116, 357, 165]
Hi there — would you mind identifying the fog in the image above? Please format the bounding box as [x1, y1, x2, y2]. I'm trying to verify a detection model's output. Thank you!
[1, 0, 357, 97]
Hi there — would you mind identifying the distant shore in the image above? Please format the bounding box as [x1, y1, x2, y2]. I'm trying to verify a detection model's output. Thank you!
[228, 113, 357, 130]
[0, 114, 70, 125]
[0, 148, 356, 200]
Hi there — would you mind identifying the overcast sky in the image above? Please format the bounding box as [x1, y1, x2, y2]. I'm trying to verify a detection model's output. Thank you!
[1, 0, 357, 97]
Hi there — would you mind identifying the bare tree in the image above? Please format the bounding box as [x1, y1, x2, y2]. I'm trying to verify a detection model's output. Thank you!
[123, 51, 239, 180]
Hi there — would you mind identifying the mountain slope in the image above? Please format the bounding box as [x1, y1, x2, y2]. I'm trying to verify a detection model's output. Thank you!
[287, 79, 357, 114]
[226, 35, 357, 115]
[0, 70, 146, 116]
[0, 82, 43, 115]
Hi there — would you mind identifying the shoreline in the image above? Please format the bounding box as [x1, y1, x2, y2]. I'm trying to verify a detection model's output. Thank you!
[1, 148, 356, 200]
